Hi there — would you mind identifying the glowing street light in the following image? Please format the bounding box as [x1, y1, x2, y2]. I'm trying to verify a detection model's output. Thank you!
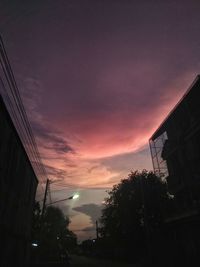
[72, 194, 79, 199]
[32, 243, 38, 247]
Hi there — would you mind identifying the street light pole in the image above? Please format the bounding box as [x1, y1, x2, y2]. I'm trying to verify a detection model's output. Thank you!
[41, 179, 79, 210]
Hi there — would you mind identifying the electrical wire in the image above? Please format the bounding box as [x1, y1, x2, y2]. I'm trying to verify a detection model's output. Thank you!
[0, 35, 48, 191]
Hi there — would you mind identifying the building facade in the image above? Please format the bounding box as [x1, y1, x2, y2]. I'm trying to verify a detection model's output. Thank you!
[149, 75, 200, 266]
[0, 95, 38, 267]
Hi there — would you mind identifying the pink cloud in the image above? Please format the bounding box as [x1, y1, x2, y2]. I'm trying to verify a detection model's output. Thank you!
[1, 0, 199, 192]
[32, 70, 196, 190]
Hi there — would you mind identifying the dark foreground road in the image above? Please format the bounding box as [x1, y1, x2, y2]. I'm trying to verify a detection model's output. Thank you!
[70, 255, 142, 267]
[30, 255, 144, 267]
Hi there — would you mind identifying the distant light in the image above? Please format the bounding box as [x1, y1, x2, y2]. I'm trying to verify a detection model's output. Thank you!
[32, 243, 38, 247]
[72, 194, 79, 199]
[93, 239, 96, 243]
[167, 192, 175, 199]
[57, 236, 60, 240]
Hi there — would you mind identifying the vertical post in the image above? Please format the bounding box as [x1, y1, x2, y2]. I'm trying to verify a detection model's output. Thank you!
[41, 179, 50, 219]
[36, 179, 50, 264]
[96, 220, 99, 239]
[37, 179, 50, 263]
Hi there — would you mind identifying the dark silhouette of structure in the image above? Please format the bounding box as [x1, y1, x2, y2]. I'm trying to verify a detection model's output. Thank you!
[149, 75, 200, 266]
[0, 95, 38, 266]
[0, 35, 49, 266]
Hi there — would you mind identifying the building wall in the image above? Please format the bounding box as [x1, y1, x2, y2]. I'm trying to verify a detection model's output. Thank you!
[0, 96, 38, 267]
[149, 76, 200, 266]
[150, 76, 200, 213]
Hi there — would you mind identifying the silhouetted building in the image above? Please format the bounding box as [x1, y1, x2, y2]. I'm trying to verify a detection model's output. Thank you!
[0, 95, 38, 267]
[149, 75, 200, 266]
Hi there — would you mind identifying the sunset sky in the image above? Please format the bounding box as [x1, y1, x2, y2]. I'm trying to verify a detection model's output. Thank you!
[1, 0, 200, 241]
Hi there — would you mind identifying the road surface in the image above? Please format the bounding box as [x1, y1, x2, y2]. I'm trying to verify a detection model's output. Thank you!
[30, 255, 146, 267]
[70, 255, 142, 267]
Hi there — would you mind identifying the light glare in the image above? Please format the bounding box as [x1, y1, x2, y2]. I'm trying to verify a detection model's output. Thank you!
[73, 194, 79, 199]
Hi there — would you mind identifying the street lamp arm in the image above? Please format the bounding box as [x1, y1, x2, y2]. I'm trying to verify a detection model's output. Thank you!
[46, 196, 73, 206]
[46, 194, 79, 206]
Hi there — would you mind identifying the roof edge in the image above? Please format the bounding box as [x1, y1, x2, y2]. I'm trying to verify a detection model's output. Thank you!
[149, 74, 200, 140]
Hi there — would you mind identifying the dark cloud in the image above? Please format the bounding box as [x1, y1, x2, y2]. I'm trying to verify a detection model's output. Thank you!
[43, 164, 67, 180]
[101, 146, 152, 176]
[32, 121, 74, 154]
[73, 204, 103, 225]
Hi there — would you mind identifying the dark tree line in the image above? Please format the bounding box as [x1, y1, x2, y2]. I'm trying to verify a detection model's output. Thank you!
[98, 170, 173, 263]
[31, 203, 77, 262]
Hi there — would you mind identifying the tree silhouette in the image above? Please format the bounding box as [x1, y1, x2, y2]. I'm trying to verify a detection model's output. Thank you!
[99, 170, 170, 262]
[31, 203, 77, 262]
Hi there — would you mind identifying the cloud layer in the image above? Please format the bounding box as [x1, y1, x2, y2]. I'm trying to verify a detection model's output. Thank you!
[1, 1, 200, 188]
[1, 0, 200, 240]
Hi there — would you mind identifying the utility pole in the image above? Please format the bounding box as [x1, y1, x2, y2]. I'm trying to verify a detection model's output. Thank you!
[36, 179, 50, 263]
[41, 179, 50, 219]
[96, 220, 99, 239]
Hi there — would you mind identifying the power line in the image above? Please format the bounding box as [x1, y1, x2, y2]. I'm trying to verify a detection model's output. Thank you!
[0, 37, 43, 172]
[0, 35, 48, 189]
[48, 188, 70, 193]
